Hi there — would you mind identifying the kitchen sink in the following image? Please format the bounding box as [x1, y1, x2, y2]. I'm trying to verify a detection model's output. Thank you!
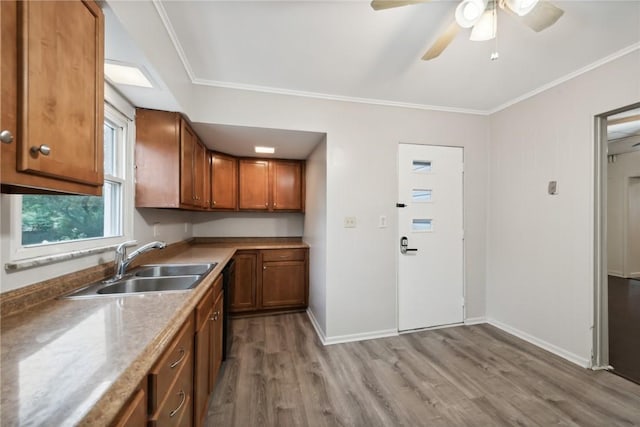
[134, 263, 216, 277]
[97, 276, 200, 294]
[63, 262, 216, 299]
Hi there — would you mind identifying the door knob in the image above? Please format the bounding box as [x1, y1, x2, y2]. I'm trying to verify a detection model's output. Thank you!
[400, 236, 418, 254]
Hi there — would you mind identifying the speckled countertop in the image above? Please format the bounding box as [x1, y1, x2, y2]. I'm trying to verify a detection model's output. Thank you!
[0, 240, 307, 427]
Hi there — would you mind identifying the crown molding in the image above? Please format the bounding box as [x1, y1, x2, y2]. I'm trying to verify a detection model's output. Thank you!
[487, 42, 640, 115]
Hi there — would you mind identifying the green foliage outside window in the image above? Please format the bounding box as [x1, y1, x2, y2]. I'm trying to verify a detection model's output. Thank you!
[22, 195, 104, 245]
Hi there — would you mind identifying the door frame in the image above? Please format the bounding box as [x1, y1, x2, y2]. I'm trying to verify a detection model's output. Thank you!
[396, 142, 466, 332]
[592, 101, 640, 368]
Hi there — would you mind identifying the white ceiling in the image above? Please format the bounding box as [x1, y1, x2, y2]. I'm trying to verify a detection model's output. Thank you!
[104, 1, 640, 158]
[157, 0, 640, 112]
[191, 123, 326, 159]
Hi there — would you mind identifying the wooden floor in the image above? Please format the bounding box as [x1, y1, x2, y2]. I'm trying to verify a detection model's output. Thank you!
[206, 313, 640, 427]
[609, 275, 640, 384]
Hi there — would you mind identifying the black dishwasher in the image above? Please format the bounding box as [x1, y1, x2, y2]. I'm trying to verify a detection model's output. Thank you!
[222, 258, 235, 360]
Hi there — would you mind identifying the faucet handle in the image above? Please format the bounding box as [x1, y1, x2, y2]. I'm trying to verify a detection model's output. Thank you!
[115, 240, 138, 253]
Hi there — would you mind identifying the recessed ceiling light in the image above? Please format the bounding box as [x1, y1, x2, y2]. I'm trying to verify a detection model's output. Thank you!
[104, 61, 153, 88]
[255, 146, 275, 154]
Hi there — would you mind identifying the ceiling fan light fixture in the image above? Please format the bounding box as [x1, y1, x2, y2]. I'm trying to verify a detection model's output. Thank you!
[469, 10, 496, 41]
[506, 0, 539, 16]
[455, 0, 487, 28]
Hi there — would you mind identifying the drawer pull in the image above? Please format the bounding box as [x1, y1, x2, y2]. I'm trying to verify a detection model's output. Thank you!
[169, 347, 186, 368]
[169, 390, 186, 418]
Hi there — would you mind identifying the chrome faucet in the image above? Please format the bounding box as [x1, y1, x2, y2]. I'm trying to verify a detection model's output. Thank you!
[108, 240, 167, 282]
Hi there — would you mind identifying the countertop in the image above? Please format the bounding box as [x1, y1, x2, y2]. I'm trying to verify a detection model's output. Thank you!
[0, 240, 307, 426]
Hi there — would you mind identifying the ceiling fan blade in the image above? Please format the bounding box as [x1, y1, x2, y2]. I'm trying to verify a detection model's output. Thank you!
[520, 1, 564, 32]
[370, 0, 430, 11]
[422, 21, 460, 61]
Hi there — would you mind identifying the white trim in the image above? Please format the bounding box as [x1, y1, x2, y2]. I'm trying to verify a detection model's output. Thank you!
[306, 308, 327, 345]
[105, 82, 136, 120]
[307, 309, 399, 345]
[488, 318, 591, 368]
[192, 78, 487, 116]
[398, 322, 465, 334]
[464, 316, 487, 325]
[324, 329, 399, 346]
[151, 1, 640, 117]
[488, 42, 640, 114]
[152, 0, 196, 82]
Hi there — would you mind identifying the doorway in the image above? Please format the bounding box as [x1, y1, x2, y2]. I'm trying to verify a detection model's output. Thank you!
[593, 103, 640, 384]
[397, 144, 464, 332]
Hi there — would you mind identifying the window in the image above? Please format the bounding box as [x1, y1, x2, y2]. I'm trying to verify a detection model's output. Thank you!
[21, 120, 124, 246]
[11, 99, 134, 260]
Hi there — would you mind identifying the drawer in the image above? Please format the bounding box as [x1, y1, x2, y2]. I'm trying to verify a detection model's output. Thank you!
[148, 316, 194, 413]
[262, 248, 306, 262]
[149, 352, 194, 427]
[195, 287, 213, 330]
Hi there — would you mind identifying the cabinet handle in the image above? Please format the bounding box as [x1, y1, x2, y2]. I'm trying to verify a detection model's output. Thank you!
[265, 202, 268, 207]
[30, 144, 51, 156]
[169, 347, 186, 368]
[0, 130, 13, 144]
[169, 390, 186, 418]
[274, 202, 277, 207]
[263, 266, 266, 270]
[212, 200, 216, 206]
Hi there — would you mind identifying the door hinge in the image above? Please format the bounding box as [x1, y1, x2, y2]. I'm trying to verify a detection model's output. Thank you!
[396, 203, 406, 208]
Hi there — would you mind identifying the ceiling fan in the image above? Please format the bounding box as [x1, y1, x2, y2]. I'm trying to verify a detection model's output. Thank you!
[370, 0, 564, 60]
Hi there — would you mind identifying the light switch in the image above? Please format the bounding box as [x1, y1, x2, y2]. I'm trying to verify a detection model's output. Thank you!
[548, 181, 558, 195]
[379, 215, 387, 228]
[344, 216, 357, 228]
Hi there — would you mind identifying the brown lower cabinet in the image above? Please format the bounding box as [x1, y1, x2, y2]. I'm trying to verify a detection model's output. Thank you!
[230, 248, 308, 315]
[110, 274, 225, 427]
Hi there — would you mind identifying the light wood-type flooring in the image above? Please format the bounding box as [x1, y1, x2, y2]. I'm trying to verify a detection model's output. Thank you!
[206, 313, 640, 426]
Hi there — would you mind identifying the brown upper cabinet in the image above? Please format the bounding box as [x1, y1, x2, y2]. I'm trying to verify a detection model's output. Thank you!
[239, 159, 304, 212]
[210, 152, 238, 210]
[1, 0, 104, 195]
[135, 109, 209, 209]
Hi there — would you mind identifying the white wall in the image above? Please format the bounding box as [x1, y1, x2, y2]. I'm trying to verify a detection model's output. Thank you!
[191, 212, 303, 237]
[303, 137, 328, 335]
[487, 51, 640, 366]
[607, 150, 640, 278]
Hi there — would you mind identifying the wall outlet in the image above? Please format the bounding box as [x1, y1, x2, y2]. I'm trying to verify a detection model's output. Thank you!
[379, 215, 387, 228]
[344, 216, 357, 228]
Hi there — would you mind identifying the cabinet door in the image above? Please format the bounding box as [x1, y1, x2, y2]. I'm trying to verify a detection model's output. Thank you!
[194, 289, 213, 427]
[238, 159, 269, 210]
[209, 292, 224, 392]
[211, 153, 237, 210]
[112, 387, 146, 427]
[262, 261, 306, 308]
[1, 0, 104, 194]
[180, 120, 197, 206]
[193, 140, 207, 208]
[230, 252, 258, 312]
[271, 161, 303, 211]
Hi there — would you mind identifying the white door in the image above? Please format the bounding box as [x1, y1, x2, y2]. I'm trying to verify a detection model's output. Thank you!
[398, 144, 464, 331]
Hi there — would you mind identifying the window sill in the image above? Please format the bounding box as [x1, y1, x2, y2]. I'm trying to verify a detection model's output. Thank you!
[4, 244, 118, 272]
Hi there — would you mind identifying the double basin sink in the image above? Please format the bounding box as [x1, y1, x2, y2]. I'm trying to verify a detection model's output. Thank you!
[65, 263, 217, 298]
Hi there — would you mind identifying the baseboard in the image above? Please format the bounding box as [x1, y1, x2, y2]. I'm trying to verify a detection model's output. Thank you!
[306, 309, 398, 345]
[487, 318, 590, 368]
[306, 308, 327, 345]
[464, 316, 487, 325]
[324, 328, 399, 345]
